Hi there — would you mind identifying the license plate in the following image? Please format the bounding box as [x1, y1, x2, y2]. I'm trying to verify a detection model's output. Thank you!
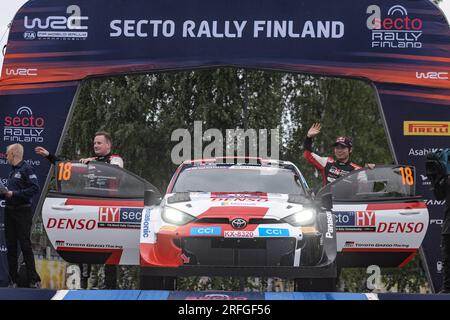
[224, 230, 255, 238]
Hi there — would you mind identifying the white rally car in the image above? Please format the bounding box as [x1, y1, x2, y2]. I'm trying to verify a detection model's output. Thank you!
[42, 158, 428, 290]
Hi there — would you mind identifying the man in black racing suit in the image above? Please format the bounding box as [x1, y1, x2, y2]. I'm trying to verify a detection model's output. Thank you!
[35, 131, 123, 289]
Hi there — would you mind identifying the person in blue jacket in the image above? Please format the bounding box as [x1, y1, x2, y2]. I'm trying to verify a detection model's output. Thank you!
[2, 143, 41, 288]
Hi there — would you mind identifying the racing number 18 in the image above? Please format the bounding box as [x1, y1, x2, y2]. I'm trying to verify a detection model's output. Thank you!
[399, 166, 414, 186]
[58, 162, 72, 181]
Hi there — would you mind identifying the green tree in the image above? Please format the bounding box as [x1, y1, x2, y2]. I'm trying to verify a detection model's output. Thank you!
[49, 69, 428, 292]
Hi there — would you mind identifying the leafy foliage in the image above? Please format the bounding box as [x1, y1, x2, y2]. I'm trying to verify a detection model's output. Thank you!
[49, 68, 428, 292]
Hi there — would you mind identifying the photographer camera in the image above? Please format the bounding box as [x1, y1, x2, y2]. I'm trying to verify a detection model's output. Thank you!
[426, 148, 450, 294]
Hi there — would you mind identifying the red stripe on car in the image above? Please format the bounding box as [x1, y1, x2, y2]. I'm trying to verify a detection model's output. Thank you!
[65, 198, 144, 207]
[366, 202, 426, 210]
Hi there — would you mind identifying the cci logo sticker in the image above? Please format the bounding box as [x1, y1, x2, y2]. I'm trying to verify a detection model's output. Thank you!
[404, 121, 450, 136]
[258, 228, 289, 237]
[190, 227, 221, 236]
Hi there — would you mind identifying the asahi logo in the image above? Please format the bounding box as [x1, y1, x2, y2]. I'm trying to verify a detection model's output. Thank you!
[408, 147, 441, 157]
[23, 5, 88, 40]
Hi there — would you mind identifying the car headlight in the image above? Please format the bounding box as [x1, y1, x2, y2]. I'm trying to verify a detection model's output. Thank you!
[162, 206, 196, 225]
[282, 208, 316, 226]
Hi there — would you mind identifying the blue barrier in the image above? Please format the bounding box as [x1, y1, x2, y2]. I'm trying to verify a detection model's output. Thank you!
[377, 293, 450, 300]
[1, 289, 450, 300]
[0, 288, 56, 300]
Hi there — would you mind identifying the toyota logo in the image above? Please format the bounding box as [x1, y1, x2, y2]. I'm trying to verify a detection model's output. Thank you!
[231, 218, 247, 229]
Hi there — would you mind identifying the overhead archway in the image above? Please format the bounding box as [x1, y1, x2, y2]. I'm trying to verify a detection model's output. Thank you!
[0, 0, 449, 291]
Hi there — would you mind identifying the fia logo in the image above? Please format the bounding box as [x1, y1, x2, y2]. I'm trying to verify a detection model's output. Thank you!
[23, 31, 36, 40]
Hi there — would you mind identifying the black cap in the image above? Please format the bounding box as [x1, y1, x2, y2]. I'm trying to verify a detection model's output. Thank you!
[333, 136, 352, 148]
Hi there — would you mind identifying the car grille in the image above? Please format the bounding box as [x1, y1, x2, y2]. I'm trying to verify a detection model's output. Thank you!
[180, 237, 296, 266]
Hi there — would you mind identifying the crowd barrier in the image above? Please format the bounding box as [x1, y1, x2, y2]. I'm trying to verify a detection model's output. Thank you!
[1, 289, 450, 300]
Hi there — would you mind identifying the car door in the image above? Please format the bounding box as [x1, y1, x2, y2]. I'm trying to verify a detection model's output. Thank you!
[316, 165, 429, 268]
[42, 161, 160, 266]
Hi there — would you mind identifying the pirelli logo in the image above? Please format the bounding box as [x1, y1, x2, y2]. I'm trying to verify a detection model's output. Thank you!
[404, 121, 450, 136]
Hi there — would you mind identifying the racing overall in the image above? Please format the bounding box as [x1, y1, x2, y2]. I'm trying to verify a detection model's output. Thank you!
[303, 137, 361, 186]
[4, 161, 41, 286]
[88, 154, 123, 289]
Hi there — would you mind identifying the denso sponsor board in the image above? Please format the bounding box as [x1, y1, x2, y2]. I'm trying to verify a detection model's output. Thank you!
[98, 207, 142, 229]
[2, 106, 45, 144]
[46, 218, 96, 230]
[336, 214, 424, 234]
[366, 4, 422, 49]
[377, 222, 424, 234]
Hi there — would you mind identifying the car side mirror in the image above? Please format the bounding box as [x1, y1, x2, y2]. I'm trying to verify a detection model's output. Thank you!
[320, 192, 333, 211]
[144, 190, 158, 206]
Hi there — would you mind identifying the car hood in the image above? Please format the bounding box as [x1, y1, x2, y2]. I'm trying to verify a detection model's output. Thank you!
[163, 192, 312, 220]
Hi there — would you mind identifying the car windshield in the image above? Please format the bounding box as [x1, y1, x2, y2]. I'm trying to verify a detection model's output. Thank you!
[172, 165, 306, 194]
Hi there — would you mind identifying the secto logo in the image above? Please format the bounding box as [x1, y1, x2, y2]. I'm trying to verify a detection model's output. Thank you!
[3, 106, 45, 143]
[366, 4, 422, 49]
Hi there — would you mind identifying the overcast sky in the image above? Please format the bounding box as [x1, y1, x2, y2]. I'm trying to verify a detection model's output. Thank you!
[0, 0, 449, 72]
